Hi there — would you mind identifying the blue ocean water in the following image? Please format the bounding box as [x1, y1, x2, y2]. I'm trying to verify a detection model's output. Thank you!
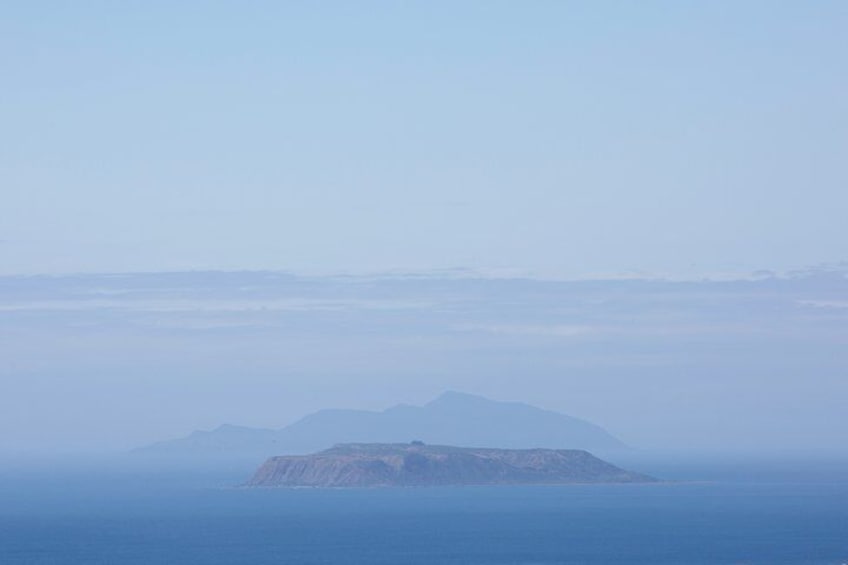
[1, 465, 847, 564]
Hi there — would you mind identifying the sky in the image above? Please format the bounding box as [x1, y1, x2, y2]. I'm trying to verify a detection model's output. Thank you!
[1, 2, 846, 457]
[1, 269, 846, 454]
[2, 1, 846, 278]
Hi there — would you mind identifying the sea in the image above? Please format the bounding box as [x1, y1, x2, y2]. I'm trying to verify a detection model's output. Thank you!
[1, 457, 847, 564]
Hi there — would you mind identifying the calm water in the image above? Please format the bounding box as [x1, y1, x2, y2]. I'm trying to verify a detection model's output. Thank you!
[1, 465, 847, 564]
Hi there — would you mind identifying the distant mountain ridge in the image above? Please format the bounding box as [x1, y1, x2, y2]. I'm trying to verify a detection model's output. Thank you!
[135, 392, 626, 462]
[248, 443, 653, 487]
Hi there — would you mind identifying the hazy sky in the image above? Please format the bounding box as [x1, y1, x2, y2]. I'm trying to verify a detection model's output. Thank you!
[1, 269, 846, 454]
[1, 3, 846, 458]
[2, 1, 846, 277]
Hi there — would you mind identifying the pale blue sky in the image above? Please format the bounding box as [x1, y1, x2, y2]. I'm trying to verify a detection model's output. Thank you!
[2, 1, 846, 277]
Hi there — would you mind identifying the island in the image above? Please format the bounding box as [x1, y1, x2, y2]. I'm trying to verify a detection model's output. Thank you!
[246, 442, 656, 487]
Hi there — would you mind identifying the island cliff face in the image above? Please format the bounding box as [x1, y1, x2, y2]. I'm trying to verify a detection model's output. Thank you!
[247, 443, 655, 487]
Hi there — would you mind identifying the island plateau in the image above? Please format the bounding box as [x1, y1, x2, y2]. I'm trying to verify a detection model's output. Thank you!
[247, 442, 655, 487]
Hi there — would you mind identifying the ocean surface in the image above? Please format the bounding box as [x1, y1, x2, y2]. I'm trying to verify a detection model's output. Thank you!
[1, 460, 847, 564]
